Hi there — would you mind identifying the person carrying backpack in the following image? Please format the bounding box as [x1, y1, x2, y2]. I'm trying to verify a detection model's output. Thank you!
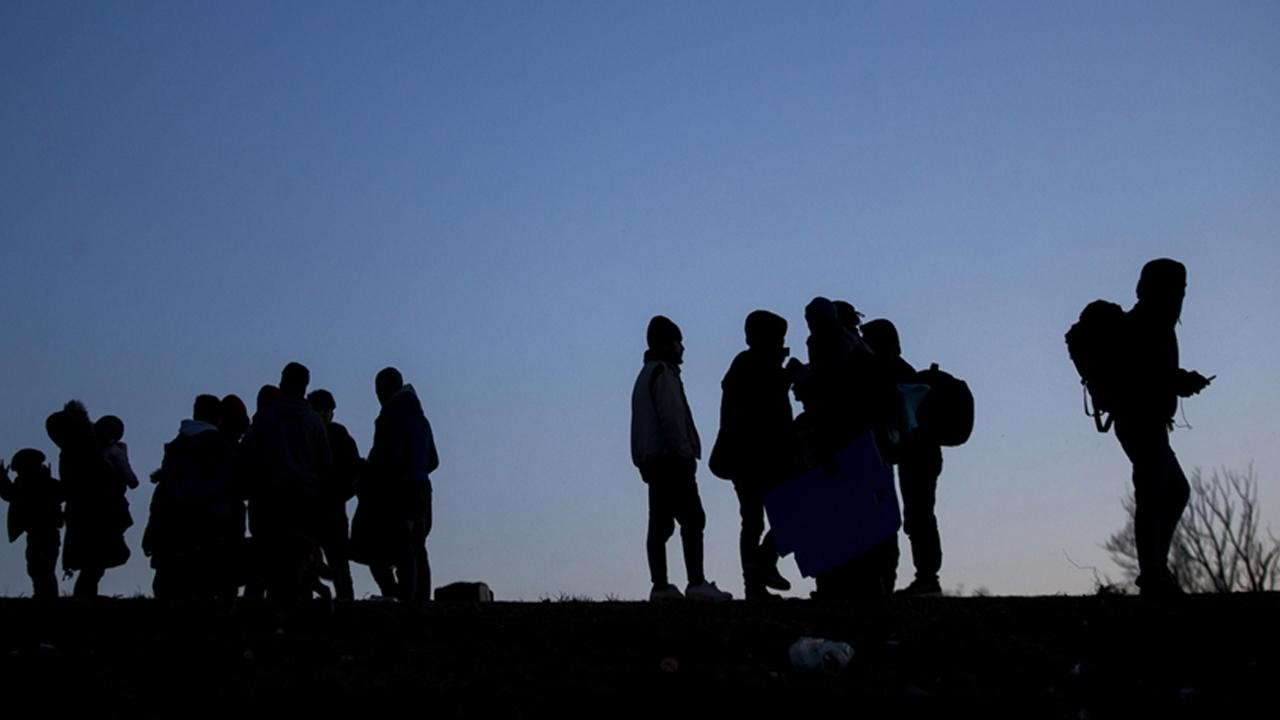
[1069, 259, 1212, 597]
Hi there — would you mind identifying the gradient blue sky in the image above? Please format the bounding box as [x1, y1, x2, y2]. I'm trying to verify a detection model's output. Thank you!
[2, 1, 1277, 599]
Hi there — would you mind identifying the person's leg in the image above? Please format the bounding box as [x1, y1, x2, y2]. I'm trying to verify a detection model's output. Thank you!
[899, 446, 943, 586]
[74, 566, 104, 598]
[733, 480, 765, 592]
[1117, 419, 1181, 592]
[669, 467, 707, 587]
[644, 467, 678, 589]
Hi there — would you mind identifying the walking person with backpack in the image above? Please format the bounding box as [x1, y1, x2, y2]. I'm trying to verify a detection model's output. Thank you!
[1067, 258, 1212, 597]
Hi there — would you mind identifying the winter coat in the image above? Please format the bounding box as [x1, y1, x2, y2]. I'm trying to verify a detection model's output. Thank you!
[709, 348, 798, 483]
[143, 420, 242, 566]
[1, 469, 63, 544]
[631, 352, 701, 468]
[351, 385, 438, 565]
[240, 396, 333, 540]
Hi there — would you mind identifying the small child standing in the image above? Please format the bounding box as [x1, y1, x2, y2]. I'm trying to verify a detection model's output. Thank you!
[95, 415, 140, 490]
[0, 449, 64, 599]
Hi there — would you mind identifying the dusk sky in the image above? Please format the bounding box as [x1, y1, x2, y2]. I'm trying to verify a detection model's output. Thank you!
[2, 1, 1277, 599]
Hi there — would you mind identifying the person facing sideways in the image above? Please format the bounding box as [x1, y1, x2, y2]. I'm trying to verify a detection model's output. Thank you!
[631, 315, 732, 602]
[352, 367, 439, 602]
[143, 394, 241, 600]
[1, 449, 64, 599]
[709, 310, 800, 600]
[306, 388, 364, 602]
[863, 318, 946, 597]
[46, 400, 132, 598]
[1112, 258, 1212, 597]
[240, 362, 333, 604]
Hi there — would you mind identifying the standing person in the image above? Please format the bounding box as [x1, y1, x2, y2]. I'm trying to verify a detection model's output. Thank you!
[631, 315, 731, 602]
[46, 401, 132, 598]
[307, 389, 363, 602]
[353, 367, 439, 602]
[240, 363, 333, 603]
[709, 310, 798, 600]
[143, 394, 240, 600]
[1113, 259, 1212, 597]
[863, 318, 945, 596]
[1, 449, 64, 599]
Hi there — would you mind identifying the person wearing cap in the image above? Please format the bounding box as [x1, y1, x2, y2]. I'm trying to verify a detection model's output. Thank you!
[631, 315, 732, 602]
[709, 310, 799, 600]
[1113, 258, 1212, 597]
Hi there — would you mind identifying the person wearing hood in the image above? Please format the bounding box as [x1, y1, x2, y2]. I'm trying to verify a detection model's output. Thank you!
[631, 315, 732, 602]
[143, 394, 240, 599]
[709, 310, 799, 600]
[863, 318, 945, 597]
[240, 362, 333, 603]
[46, 400, 132, 598]
[352, 366, 438, 602]
[1113, 259, 1212, 597]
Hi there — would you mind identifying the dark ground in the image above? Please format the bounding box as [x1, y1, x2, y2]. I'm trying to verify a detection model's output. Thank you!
[1, 593, 1275, 718]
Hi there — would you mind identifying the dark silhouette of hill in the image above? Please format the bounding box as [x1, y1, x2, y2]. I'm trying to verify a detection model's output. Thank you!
[1, 594, 1275, 717]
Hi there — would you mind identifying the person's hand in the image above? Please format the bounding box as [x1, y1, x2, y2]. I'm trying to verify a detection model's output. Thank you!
[1178, 370, 1214, 396]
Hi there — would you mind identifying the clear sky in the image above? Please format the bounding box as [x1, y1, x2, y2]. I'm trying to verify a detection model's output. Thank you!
[2, 1, 1277, 599]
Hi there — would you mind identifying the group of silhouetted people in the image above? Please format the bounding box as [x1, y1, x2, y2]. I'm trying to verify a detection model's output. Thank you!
[2, 260, 1214, 602]
[631, 297, 953, 602]
[1, 363, 439, 603]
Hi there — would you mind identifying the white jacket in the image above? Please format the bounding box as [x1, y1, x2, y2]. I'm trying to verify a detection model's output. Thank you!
[631, 359, 701, 467]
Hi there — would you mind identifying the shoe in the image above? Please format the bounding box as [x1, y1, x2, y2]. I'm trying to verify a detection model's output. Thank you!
[685, 580, 733, 601]
[744, 586, 783, 601]
[649, 583, 684, 602]
[895, 578, 943, 597]
[1137, 573, 1185, 598]
[759, 564, 792, 592]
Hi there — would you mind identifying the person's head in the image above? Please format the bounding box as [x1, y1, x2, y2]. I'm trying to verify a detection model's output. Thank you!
[94, 415, 125, 444]
[10, 448, 47, 477]
[219, 394, 249, 439]
[256, 384, 281, 414]
[744, 310, 787, 351]
[307, 389, 337, 423]
[1136, 258, 1187, 324]
[193, 394, 221, 424]
[646, 315, 684, 363]
[280, 362, 311, 398]
[375, 367, 404, 406]
[861, 318, 901, 358]
[804, 297, 839, 335]
[46, 400, 91, 450]
[833, 301, 864, 334]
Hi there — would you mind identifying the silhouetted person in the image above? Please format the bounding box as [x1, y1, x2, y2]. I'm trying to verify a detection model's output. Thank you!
[1113, 259, 1212, 597]
[793, 299, 898, 600]
[219, 394, 250, 443]
[95, 415, 139, 491]
[631, 316, 731, 602]
[1, 449, 63, 599]
[353, 367, 439, 602]
[307, 389, 363, 602]
[864, 318, 944, 596]
[46, 401, 132, 598]
[710, 310, 799, 599]
[241, 363, 333, 603]
[143, 394, 241, 600]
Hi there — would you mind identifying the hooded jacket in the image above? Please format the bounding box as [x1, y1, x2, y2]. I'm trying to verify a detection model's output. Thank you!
[631, 351, 701, 468]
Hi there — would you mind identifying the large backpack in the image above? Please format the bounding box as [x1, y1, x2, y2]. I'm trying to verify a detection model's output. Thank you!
[914, 363, 974, 447]
[1065, 299, 1128, 433]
